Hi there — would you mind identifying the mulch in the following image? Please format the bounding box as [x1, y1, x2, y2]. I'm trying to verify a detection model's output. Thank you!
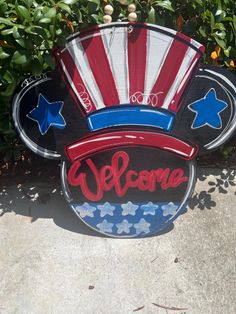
[0, 151, 60, 188]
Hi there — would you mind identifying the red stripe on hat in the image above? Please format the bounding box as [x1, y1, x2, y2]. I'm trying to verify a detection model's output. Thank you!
[66, 131, 197, 162]
[80, 31, 120, 106]
[128, 25, 147, 104]
[150, 36, 191, 108]
[168, 35, 205, 112]
[59, 49, 97, 113]
[169, 51, 202, 112]
[53, 48, 85, 116]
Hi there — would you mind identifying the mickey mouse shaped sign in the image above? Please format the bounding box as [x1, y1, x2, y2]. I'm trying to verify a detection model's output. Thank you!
[12, 23, 236, 238]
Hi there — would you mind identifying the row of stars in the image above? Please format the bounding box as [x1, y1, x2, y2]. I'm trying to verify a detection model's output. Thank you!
[96, 218, 151, 235]
[74, 201, 179, 218]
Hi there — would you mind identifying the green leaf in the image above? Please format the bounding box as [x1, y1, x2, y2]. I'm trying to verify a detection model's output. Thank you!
[0, 2, 8, 15]
[223, 17, 233, 22]
[155, 0, 174, 12]
[233, 15, 236, 31]
[12, 50, 28, 64]
[214, 23, 225, 31]
[195, 0, 203, 5]
[0, 18, 15, 26]
[34, 10, 43, 23]
[0, 47, 10, 59]
[74, 9, 83, 23]
[90, 14, 99, 23]
[44, 53, 55, 69]
[15, 38, 31, 48]
[210, 11, 215, 28]
[15, 38, 33, 49]
[214, 37, 226, 49]
[23, 0, 34, 8]
[62, 0, 78, 4]
[49, 24, 55, 37]
[58, 2, 72, 14]
[199, 25, 207, 37]
[15, 38, 27, 48]
[39, 17, 51, 23]
[2, 70, 14, 84]
[148, 6, 156, 24]
[1, 28, 13, 35]
[25, 25, 45, 36]
[215, 9, 223, 16]
[45, 7, 57, 19]
[214, 30, 226, 39]
[13, 26, 21, 39]
[56, 28, 62, 35]
[29, 58, 42, 75]
[16, 5, 31, 21]
[88, 0, 100, 14]
[224, 47, 231, 57]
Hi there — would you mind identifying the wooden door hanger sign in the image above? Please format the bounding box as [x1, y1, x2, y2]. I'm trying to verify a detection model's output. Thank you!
[12, 23, 236, 238]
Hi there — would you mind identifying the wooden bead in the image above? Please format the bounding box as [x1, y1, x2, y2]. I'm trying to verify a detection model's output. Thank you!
[128, 3, 136, 12]
[104, 4, 114, 15]
[103, 15, 112, 23]
[128, 12, 137, 22]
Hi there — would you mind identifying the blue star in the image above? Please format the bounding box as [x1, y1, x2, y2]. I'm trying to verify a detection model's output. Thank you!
[27, 94, 66, 135]
[97, 202, 115, 217]
[140, 202, 158, 215]
[161, 202, 178, 217]
[188, 89, 228, 129]
[133, 218, 151, 235]
[121, 201, 139, 216]
[116, 220, 133, 234]
[97, 220, 114, 233]
[74, 202, 96, 218]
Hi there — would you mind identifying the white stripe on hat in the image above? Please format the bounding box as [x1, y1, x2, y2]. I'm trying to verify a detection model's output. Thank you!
[143, 29, 174, 105]
[67, 39, 105, 110]
[162, 44, 199, 110]
[100, 27, 129, 104]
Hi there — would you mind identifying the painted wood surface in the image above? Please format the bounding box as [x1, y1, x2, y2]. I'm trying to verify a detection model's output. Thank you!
[12, 23, 236, 237]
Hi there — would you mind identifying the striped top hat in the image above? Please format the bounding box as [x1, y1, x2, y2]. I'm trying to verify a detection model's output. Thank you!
[54, 22, 205, 137]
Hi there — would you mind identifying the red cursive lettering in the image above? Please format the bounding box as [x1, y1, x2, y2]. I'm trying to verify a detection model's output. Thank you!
[67, 151, 188, 201]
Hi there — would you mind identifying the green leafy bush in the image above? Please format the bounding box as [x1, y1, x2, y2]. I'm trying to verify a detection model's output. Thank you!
[0, 0, 236, 161]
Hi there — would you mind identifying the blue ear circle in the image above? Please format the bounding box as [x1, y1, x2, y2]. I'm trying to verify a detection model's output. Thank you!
[172, 66, 236, 155]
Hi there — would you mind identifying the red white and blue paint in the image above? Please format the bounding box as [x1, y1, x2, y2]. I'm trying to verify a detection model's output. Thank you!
[12, 23, 236, 237]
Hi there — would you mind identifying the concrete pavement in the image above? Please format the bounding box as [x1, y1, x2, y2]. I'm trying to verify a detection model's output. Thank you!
[0, 168, 236, 314]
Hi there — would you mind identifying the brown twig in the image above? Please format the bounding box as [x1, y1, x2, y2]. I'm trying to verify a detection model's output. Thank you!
[152, 303, 188, 311]
[133, 305, 145, 312]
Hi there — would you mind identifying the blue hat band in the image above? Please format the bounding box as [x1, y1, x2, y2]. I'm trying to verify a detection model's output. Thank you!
[87, 105, 175, 132]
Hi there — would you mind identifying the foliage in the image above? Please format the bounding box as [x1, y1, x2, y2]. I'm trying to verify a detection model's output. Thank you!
[0, 0, 236, 161]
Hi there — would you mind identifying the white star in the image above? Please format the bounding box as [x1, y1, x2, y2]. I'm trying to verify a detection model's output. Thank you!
[116, 220, 133, 234]
[97, 202, 115, 217]
[121, 201, 139, 216]
[96, 220, 114, 233]
[140, 202, 158, 215]
[133, 218, 151, 234]
[74, 202, 96, 218]
[161, 202, 179, 217]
